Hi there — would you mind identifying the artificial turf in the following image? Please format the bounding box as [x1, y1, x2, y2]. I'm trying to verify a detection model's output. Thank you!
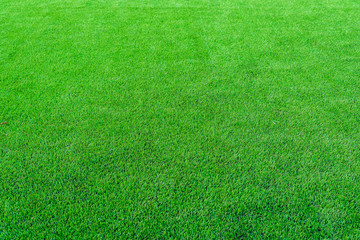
[1, 0, 360, 238]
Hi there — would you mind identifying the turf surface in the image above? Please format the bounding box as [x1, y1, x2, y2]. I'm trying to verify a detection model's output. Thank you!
[1, 0, 360, 238]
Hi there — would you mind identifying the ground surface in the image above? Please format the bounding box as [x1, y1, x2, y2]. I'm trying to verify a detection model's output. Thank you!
[1, 0, 360, 238]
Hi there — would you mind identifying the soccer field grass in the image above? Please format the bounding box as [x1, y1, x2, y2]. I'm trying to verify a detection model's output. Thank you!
[1, 0, 360, 238]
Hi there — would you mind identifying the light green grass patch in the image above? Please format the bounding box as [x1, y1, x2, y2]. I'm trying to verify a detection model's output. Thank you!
[1, 0, 360, 238]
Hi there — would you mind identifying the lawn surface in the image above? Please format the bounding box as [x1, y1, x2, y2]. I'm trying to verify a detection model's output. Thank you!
[1, 0, 360, 238]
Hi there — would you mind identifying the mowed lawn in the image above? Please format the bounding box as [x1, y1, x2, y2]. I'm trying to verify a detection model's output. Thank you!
[1, 0, 360, 238]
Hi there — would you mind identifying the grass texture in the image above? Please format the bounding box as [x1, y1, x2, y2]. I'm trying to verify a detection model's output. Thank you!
[1, 0, 360, 238]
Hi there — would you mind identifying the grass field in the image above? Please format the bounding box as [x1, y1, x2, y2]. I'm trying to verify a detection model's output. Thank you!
[1, 0, 360, 238]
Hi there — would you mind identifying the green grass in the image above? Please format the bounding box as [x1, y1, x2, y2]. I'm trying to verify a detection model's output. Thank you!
[1, 0, 360, 238]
